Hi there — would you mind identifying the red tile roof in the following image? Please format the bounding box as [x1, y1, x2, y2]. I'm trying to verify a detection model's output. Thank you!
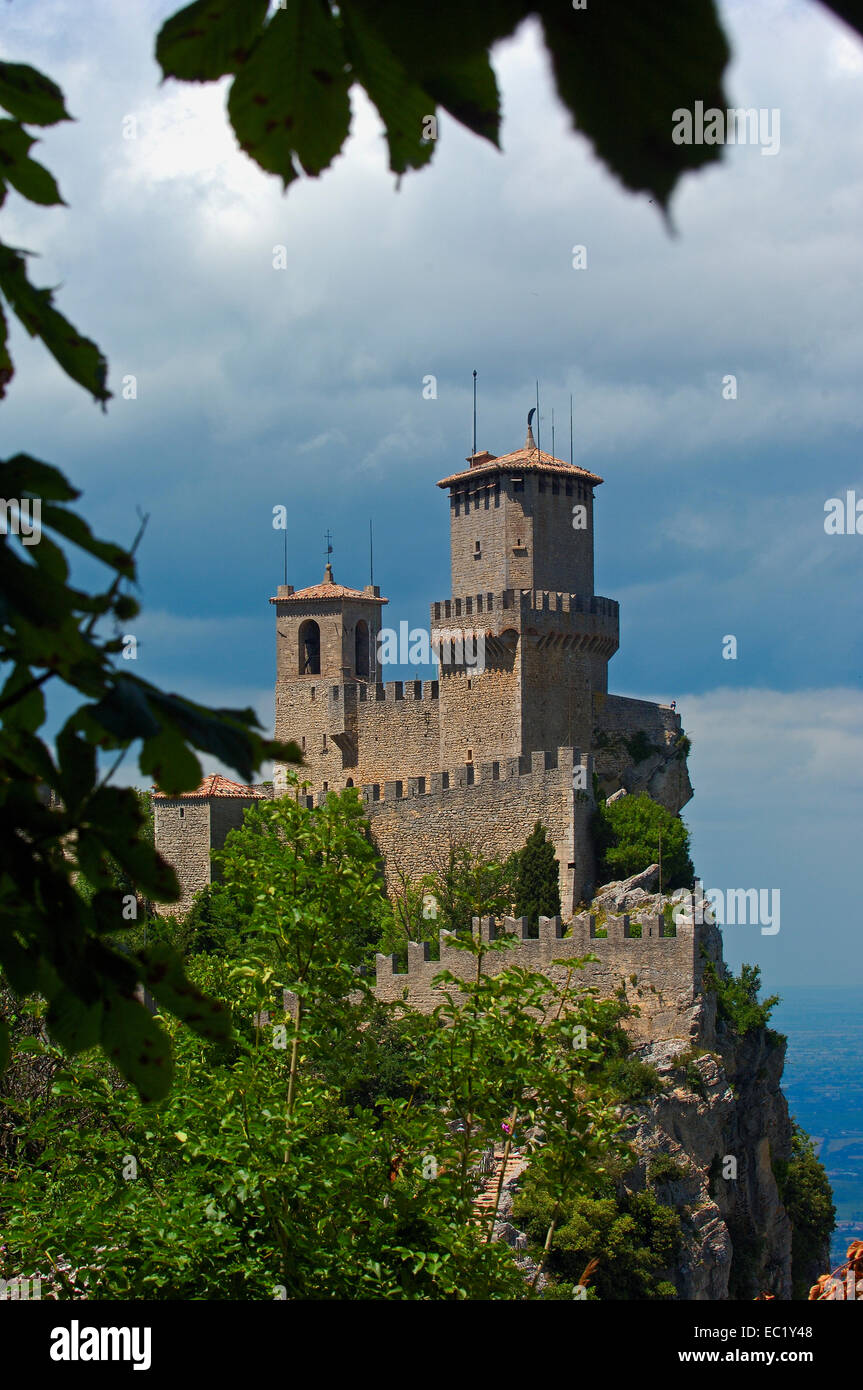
[152, 774, 265, 800]
[269, 564, 387, 605]
[438, 444, 603, 489]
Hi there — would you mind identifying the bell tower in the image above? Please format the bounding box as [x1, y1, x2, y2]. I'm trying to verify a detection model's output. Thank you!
[271, 564, 388, 792]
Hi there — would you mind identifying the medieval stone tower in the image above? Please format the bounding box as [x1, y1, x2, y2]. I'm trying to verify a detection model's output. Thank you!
[155, 414, 692, 915]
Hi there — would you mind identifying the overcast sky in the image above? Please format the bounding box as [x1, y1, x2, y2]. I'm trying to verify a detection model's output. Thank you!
[2, 0, 861, 987]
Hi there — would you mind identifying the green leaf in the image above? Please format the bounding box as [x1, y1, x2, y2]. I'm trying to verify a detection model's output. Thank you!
[0, 452, 80, 504]
[46, 989, 103, 1055]
[0, 62, 71, 126]
[227, 1, 351, 187]
[0, 665, 46, 733]
[139, 726, 203, 795]
[821, 3, 863, 46]
[0, 241, 110, 405]
[140, 943, 234, 1043]
[0, 119, 65, 205]
[56, 720, 97, 812]
[348, 0, 524, 68]
[83, 787, 181, 901]
[156, 0, 270, 81]
[86, 676, 162, 744]
[341, 8, 436, 176]
[40, 502, 135, 576]
[422, 51, 500, 148]
[347, 0, 521, 147]
[100, 992, 174, 1102]
[536, 0, 731, 209]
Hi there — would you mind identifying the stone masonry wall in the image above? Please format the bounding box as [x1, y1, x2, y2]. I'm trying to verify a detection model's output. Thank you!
[154, 800, 211, 917]
[437, 663, 522, 769]
[357, 748, 595, 914]
[448, 473, 595, 596]
[275, 679, 441, 794]
[374, 912, 699, 1045]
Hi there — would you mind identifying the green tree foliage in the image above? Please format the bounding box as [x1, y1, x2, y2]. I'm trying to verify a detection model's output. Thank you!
[0, 63, 301, 1097]
[215, 780, 390, 968]
[419, 843, 516, 938]
[593, 792, 693, 891]
[514, 1184, 681, 1300]
[154, 0, 734, 211]
[703, 961, 780, 1038]
[514, 822, 561, 928]
[152, 1, 863, 214]
[1, 786, 633, 1299]
[777, 1122, 836, 1300]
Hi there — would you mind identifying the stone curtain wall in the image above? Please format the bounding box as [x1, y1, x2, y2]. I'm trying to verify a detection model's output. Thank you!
[374, 913, 699, 1044]
[357, 748, 595, 913]
[351, 681, 441, 786]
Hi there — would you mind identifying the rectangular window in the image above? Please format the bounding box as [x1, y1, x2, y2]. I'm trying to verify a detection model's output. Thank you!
[511, 476, 524, 492]
[565, 482, 573, 497]
[552, 479, 559, 495]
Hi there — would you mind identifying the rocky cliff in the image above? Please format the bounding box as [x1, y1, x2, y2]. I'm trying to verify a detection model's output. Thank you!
[610, 881, 797, 1299]
[630, 1019, 794, 1298]
[498, 873, 808, 1299]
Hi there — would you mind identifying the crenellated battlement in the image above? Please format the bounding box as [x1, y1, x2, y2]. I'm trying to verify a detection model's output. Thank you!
[352, 747, 591, 808]
[321, 679, 440, 704]
[432, 590, 619, 621]
[374, 912, 699, 1043]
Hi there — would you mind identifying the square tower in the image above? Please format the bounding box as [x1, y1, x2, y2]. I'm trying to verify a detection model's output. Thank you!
[271, 564, 389, 792]
[437, 419, 604, 598]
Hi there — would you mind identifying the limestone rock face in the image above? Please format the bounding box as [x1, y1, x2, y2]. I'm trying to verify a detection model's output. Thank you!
[593, 863, 661, 912]
[592, 707, 693, 816]
[627, 1016, 794, 1300]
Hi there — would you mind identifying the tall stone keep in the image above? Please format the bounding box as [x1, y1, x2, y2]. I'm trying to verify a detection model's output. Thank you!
[431, 421, 619, 768]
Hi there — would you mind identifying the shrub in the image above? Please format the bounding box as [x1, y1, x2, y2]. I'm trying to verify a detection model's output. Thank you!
[624, 730, 660, 764]
[592, 793, 693, 891]
[647, 1154, 687, 1185]
[515, 1185, 681, 1300]
[685, 1062, 708, 1099]
[779, 1123, 836, 1299]
[703, 961, 779, 1037]
[605, 1056, 662, 1102]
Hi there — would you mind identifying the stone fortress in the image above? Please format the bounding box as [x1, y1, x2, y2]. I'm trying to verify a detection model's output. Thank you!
[154, 421, 804, 1298]
[155, 414, 697, 1028]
